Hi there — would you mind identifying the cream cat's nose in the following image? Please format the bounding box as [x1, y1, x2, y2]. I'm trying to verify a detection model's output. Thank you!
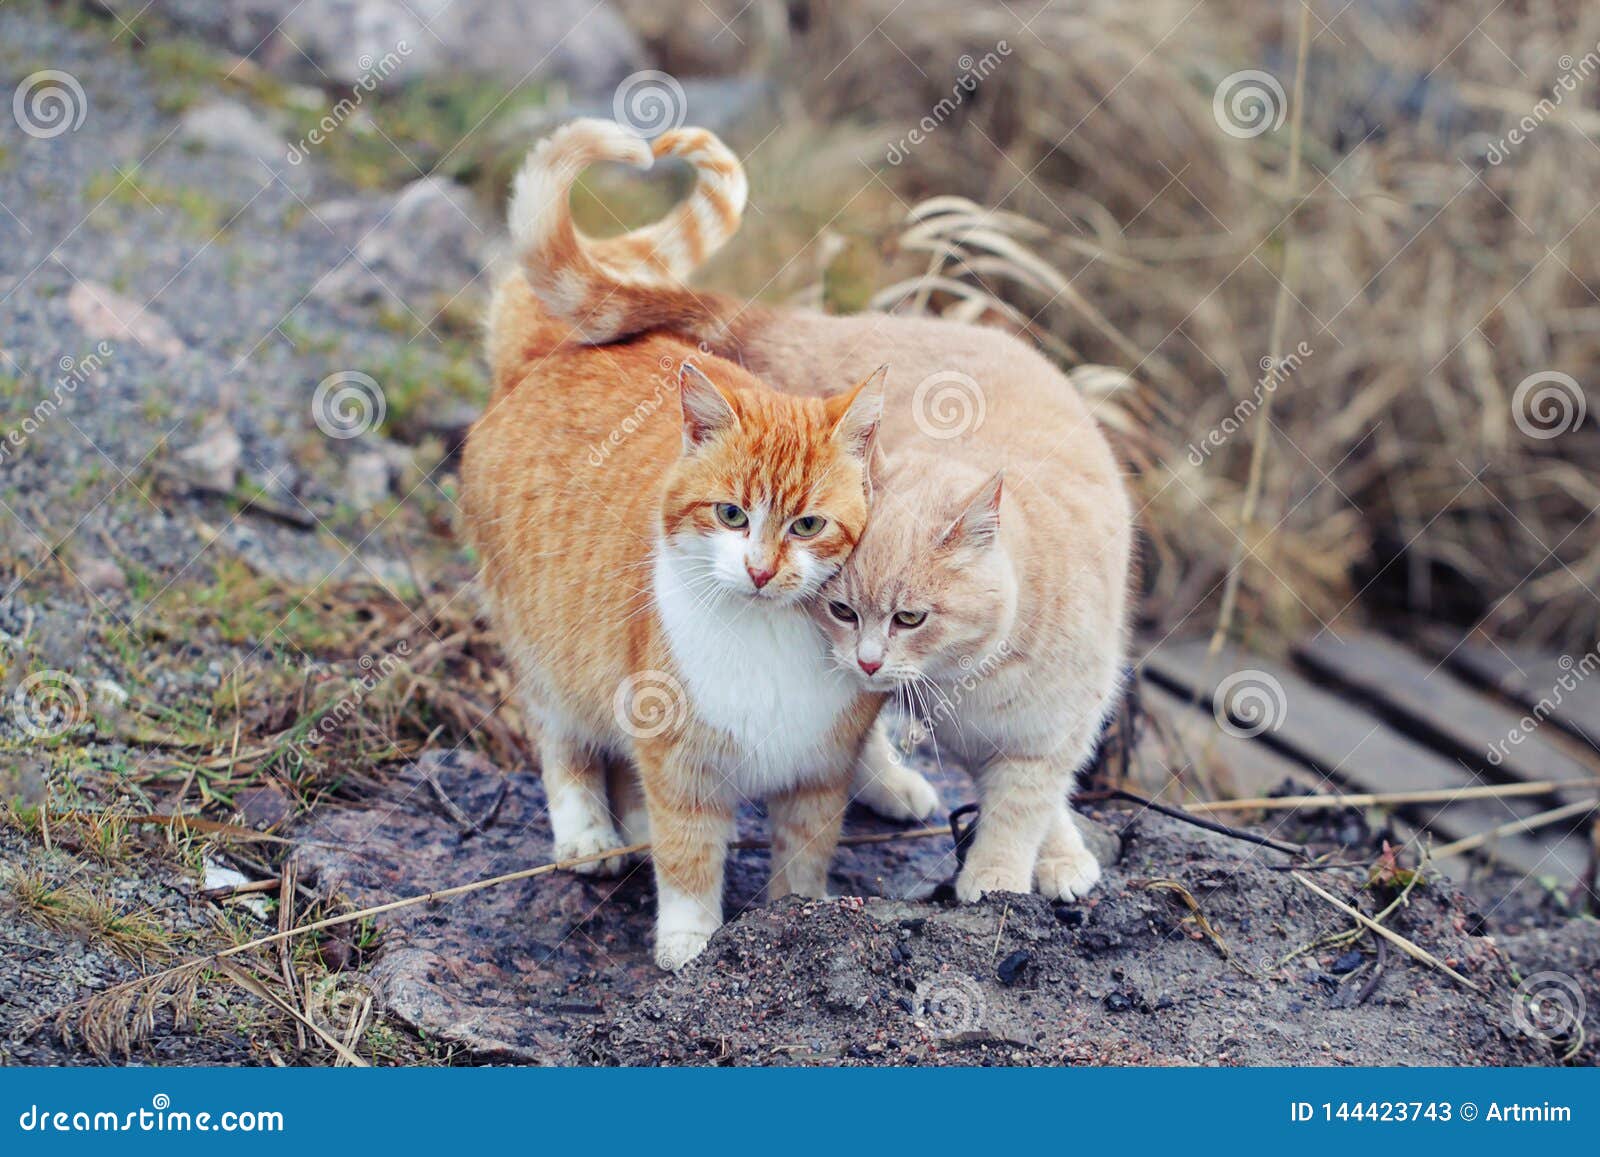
[746, 563, 776, 589]
[858, 656, 882, 675]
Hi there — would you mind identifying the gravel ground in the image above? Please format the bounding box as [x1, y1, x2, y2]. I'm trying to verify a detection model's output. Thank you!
[2, 2, 487, 1065]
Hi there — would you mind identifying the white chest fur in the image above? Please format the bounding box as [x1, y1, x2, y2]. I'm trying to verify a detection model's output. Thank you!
[653, 552, 857, 798]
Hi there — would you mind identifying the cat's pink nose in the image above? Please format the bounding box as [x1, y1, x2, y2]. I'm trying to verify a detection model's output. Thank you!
[746, 564, 775, 589]
[858, 656, 882, 675]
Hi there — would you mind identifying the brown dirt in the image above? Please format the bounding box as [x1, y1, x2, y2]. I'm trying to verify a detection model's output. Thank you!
[289, 748, 1574, 1067]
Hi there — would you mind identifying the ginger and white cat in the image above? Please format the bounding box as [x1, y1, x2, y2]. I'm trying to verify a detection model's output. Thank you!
[464, 121, 886, 970]
[520, 119, 1134, 905]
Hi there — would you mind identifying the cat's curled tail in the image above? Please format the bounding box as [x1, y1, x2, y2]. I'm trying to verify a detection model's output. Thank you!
[507, 117, 746, 343]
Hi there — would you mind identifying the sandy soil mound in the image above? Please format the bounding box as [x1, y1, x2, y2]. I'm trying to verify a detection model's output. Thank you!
[292, 750, 1561, 1066]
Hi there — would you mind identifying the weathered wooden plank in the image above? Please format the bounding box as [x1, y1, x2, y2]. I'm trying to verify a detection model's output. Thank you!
[1142, 640, 1587, 880]
[1418, 628, 1600, 752]
[1137, 681, 1450, 874]
[1297, 633, 1600, 811]
[1140, 681, 1326, 802]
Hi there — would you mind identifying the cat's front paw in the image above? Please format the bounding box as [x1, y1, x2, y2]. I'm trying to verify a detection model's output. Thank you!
[654, 929, 712, 971]
[555, 824, 630, 877]
[857, 765, 940, 823]
[954, 861, 1031, 903]
[1035, 847, 1101, 901]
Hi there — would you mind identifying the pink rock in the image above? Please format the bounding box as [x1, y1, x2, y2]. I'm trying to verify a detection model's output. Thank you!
[66, 281, 187, 360]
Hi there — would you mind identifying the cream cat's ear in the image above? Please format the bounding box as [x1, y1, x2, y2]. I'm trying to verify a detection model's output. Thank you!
[940, 470, 1005, 551]
[679, 362, 740, 450]
[828, 364, 888, 461]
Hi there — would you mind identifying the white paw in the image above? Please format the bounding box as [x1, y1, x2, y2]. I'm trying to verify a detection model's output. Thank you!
[954, 861, 1031, 903]
[654, 929, 712, 971]
[1036, 848, 1102, 901]
[858, 768, 941, 823]
[555, 823, 629, 877]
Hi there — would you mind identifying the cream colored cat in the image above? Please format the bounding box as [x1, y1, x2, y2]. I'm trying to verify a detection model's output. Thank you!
[519, 119, 1133, 903]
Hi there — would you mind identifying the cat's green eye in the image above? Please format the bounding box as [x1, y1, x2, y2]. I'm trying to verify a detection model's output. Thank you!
[789, 515, 827, 539]
[893, 610, 927, 628]
[714, 503, 748, 529]
[828, 601, 858, 624]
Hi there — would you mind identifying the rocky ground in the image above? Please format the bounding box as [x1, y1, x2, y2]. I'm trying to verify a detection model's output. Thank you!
[0, 1, 1594, 1068]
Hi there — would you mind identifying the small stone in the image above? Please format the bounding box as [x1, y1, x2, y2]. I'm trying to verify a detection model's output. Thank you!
[346, 450, 392, 510]
[236, 784, 293, 830]
[92, 679, 128, 709]
[1054, 905, 1085, 928]
[73, 555, 126, 595]
[996, 949, 1031, 986]
[180, 100, 289, 168]
[1331, 949, 1363, 974]
[1104, 992, 1134, 1012]
[66, 281, 186, 360]
[313, 177, 491, 315]
[177, 414, 243, 491]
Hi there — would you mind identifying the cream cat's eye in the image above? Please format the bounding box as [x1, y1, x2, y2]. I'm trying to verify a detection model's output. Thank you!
[714, 503, 749, 529]
[893, 610, 927, 628]
[789, 515, 827, 539]
[828, 601, 858, 624]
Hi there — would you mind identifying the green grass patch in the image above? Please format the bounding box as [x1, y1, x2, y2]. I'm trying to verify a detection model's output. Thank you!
[84, 165, 233, 235]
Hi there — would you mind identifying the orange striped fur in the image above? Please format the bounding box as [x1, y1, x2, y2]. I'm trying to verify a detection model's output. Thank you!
[464, 269, 886, 970]
[507, 119, 747, 344]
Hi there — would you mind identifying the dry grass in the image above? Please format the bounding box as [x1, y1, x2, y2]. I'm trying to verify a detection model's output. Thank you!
[686, 0, 1600, 647]
[5, 866, 174, 962]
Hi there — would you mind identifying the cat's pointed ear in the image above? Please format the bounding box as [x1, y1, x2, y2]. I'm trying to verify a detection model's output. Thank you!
[940, 470, 1004, 551]
[679, 362, 739, 450]
[828, 364, 888, 462]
